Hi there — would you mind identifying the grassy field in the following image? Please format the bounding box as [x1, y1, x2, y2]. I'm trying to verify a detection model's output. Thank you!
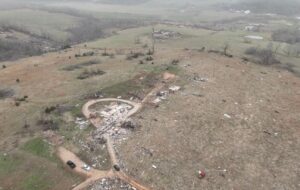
[89, 23, 300, 75]
[22, 137, 55, 161]
[0, 143, 81, 190]
[0, 8, 78, 41]
[52, 0, 242, 23]
[0, 1, 300, 189]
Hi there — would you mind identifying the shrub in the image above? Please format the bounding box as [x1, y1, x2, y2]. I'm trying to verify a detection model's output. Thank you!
[258, 49, 280, 65]
[208, 49, 222, 54]
[146, 49, 153, 55]
[61, 44, 71, 49]
[82, 51, 95, 57]
[171, 59, 180, 65]
[126, 52, 144, 60]
[0, 89, 14, 99]
[109, 54, 115, 58]
[16, 96, 28, 102]
[272, 29, 300, 44]
[23, 123, 30, 129]
[102, 52, 109, 56]
[198, 47, 206, 52]
[77, 69, 106, 80]
[145, 56, 153, 61]
[45, 106, 56, 114]
[63, 60, 101, 71]
[245, 47, 280, 65]
[245, 47, 257, 55]
[36, 119, 59, 131]
[62, 64, 81, 71]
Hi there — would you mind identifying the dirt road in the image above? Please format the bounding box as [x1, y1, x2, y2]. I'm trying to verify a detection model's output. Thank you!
[82, 98, 142, 123]
[57, 147, 114, 190]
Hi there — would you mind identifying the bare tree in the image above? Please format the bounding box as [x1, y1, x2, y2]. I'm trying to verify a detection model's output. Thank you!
[222, 43, 230, 56]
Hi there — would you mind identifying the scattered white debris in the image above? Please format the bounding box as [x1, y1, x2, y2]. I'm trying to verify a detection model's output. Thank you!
[244, 10, 251, 14]
[152, 164, 157, 169]
[169, 85, 181, 92]
[75, 117, 89, 130]
[245, 25, 255, 31]
[152, 90, 172, 104]
[153, 29, 182, 40]
[152, 97, 162, 104]
[82, 164, 91, 171]
[89, 177, 135, 190]
[93, 102, 134, 138]
[245, 35, 264, 40]
[157, 91, 168, 97]
[224, 114, 232, 119]
[193, 75, 208, 82]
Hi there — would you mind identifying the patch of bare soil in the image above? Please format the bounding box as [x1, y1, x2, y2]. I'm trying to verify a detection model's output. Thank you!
[163, 72, 176, 80]
[117, 52, 300, 190]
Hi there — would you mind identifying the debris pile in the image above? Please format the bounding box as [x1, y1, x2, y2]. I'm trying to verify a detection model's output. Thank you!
[153, 29, 182, 40]
[76, 138, 109, 169]
[153, 91, 168, 104]
[75, 117, 89, 130]
[192, 74, 208, 82]
[93, 102, 134, 137]
[152, 86, 181, 104]
[121, 119, 139, 130]
[88, 178, 136, 190]
[169, 85, 181, 93]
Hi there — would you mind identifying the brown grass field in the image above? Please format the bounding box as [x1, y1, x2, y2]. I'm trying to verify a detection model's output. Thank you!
[0, 31, 299, 189]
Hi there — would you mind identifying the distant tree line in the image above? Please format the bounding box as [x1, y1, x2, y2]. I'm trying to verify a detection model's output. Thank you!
[232, 0, 300, 16]
[272, 29, 300, 44]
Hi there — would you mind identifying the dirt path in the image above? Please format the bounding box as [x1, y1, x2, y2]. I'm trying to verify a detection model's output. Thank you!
[57, 147, 110, 178]
[82, 98, 142, 124]
[142, 83, 164, 104]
